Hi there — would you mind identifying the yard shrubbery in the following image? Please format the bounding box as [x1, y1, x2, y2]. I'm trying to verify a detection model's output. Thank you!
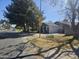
[47, 35, 54, 38]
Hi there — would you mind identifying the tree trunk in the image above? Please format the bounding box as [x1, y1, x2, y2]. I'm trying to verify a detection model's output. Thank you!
[39, 26, 41, 38]
[71, 13, 77, 37]
[23, 24, 27, 32]
[27, 25, 30, 33]
[71, 20, 79, 38]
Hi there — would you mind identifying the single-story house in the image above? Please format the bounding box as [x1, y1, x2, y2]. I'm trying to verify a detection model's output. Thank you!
[41, 20, 79, 35]
[41, 22, 63, 34]
[0, 20, 15, 31]
[61, 21, 79, 36]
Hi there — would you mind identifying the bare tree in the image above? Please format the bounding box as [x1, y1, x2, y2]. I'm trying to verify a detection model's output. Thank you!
[48, 0, 79, 37]
[65, 0, 79, 37]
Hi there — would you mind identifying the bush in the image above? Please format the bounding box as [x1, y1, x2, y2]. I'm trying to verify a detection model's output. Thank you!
[47, 35, 54, 38]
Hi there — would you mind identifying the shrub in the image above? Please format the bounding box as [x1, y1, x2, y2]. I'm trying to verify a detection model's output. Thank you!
[47, 35, 54, 38]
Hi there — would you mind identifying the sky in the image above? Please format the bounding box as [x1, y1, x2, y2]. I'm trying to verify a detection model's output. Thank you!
[0, 0, 67, 22]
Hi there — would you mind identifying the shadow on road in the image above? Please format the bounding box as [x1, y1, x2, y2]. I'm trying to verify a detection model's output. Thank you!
[0, 32, 34, 39]
[0, 36, 79, 59]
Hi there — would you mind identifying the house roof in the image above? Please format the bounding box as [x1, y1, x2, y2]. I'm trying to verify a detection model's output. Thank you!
[55, 21, 79, 26]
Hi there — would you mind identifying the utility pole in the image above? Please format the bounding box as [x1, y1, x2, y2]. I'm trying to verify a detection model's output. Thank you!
[40, 0, 42, 11]
[39, 0, 42, 38]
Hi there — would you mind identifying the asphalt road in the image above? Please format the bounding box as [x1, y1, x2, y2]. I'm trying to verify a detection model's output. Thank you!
[0, 32, 34, 59]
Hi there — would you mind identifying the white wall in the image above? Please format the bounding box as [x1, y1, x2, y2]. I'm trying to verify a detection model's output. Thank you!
[48, 24, 60, 34]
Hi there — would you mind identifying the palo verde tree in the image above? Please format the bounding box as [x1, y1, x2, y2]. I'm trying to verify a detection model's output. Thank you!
[4, 0, 44, 32]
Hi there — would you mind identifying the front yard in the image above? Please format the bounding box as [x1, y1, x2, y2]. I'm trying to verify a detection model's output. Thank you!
[21, 34, 79, 59]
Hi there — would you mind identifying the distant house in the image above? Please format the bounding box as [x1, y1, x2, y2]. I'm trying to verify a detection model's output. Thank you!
[60, 21, 73, 35]
[55, 20, 79, 35]
[47, 22, 63, 34]
[61, 21, 79, 35]
[76, 23, 79, 36]
[55, 21, 73, 35]
[0, 20, 16, 32]
[41, 22, 63, 34]
[41, 20, 79, 35]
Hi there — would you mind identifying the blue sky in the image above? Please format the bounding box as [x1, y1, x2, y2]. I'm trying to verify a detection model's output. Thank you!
[0, 0, 66, 22]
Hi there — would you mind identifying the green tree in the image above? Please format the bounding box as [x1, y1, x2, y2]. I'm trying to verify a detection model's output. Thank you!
[28, 0, 44, 33]
[4, 0, 44, 32]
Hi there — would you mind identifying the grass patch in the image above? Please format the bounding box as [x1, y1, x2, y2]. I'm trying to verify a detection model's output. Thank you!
[24, 34, 79, 50]
[47, 34, 65, 38]
[31, 38, 61, 48]
[47, 34, 73, 41]
[31, 34, 75, 49]
[47, 35, 54, 38]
